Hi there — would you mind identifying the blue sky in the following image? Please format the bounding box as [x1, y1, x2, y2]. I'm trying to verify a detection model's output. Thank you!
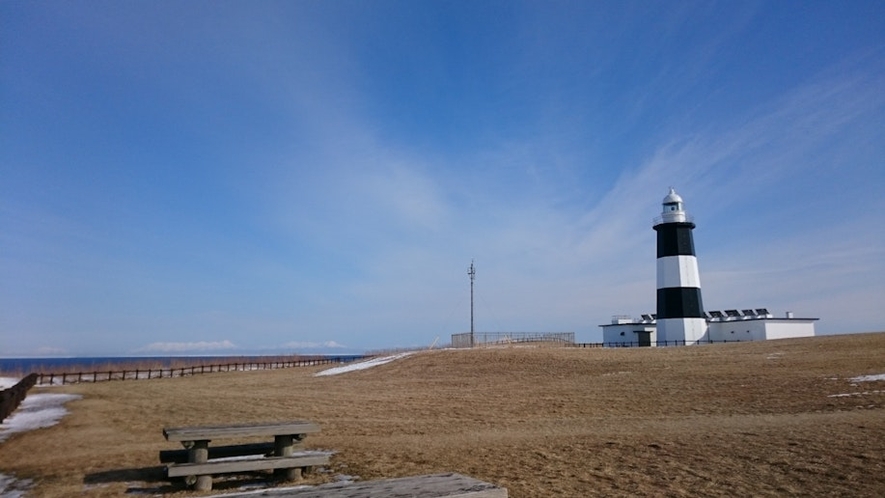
[2, 1, 883, 356]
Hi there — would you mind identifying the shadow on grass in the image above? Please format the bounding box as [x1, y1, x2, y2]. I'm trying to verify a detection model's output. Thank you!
[84, 467, 290, 494]
[83, 465, 178, 494]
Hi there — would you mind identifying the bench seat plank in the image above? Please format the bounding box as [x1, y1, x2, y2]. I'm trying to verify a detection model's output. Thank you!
[166, 451, 331, 477]
[214, 473, 508, 497]
[163, 421, 320, 441]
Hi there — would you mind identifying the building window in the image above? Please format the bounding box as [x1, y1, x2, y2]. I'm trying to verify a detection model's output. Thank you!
[620, 332, 625, 336]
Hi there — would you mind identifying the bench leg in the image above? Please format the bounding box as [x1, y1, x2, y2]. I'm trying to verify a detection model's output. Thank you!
[273, 435, 301, 481]
[188, 440, 212, 491]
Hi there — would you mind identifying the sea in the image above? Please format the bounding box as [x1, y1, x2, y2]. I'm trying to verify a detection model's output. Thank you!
[0, 355, 367, 376]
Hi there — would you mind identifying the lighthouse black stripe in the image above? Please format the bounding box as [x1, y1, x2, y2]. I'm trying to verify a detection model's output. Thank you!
[654, 222, 697, 258]
[656, 287, 705, 319]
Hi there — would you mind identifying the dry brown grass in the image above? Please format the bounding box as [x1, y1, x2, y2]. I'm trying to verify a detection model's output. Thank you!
[2, 333, 884, 497]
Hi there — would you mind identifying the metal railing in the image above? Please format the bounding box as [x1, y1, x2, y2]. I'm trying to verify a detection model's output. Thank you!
[652, 214, 695, 226]
[575, 339, 749, 348]
[451, 332, 575, 348]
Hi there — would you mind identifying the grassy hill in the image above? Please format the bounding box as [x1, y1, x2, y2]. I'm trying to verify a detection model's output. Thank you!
[2, 332, 884, 497]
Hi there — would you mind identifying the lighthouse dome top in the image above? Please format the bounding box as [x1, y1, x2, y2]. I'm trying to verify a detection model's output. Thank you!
[662, 187, 683, 205]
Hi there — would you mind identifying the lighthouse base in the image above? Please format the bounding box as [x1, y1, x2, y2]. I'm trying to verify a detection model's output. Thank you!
[657, 318, 708, 346]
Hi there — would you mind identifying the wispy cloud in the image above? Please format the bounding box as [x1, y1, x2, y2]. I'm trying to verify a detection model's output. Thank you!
[33, 346, 68, 357]
[136, 340, 238, 354]
[282, 341, 347, 350]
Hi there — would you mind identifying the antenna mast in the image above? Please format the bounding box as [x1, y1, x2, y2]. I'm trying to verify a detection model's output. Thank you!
[468, 260, 476, 347]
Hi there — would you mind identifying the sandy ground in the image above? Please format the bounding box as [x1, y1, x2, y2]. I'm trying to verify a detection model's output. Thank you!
[1, 333, 884, 497]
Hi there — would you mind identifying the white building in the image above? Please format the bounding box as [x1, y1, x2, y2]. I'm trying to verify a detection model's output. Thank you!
[706, 309, 818, 342]
[601, 315, 658, 347]
[601, 309, 817, 347]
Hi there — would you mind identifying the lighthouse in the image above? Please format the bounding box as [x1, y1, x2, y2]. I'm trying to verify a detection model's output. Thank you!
[600, 188, 816, 347]
[653, 188, 707, 345]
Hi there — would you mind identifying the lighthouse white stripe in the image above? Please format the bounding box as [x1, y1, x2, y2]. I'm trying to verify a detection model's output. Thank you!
[656, 255, 701, 289]
[657, 317, 708, 345]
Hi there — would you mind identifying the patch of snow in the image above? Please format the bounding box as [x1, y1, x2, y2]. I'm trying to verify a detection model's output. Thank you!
[0, 377, 20, 390]
[122, 483, 164, 495]
[828, 390, 884, 398]
[205, 484, 313, 497]
[850, 373, 885, 383]
[230, 481, 282, 492]
[314, 352, 414, 377]
[209, 450, 333, 463]
[0, 392, 81, 443]
[0, 473, 33, 498]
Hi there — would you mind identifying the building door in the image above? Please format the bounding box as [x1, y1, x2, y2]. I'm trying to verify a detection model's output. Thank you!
[636, 331, 651, 347]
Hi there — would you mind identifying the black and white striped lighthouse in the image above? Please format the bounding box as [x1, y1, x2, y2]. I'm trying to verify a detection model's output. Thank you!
[653, 188, 707, 345]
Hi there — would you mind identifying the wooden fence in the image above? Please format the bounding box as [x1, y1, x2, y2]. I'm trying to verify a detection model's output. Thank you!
[0, 373, 38, 422]
[35, 356, 368, 386]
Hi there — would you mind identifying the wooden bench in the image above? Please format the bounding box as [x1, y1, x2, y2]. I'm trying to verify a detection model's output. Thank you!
[161, 421, 330, 491]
